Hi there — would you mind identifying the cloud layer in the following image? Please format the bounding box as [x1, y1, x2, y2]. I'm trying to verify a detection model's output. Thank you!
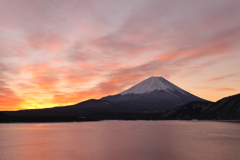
[0, 0, 240, 110]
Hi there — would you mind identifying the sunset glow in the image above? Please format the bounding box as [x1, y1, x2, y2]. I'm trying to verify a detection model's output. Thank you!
[0, 0, 240, 111]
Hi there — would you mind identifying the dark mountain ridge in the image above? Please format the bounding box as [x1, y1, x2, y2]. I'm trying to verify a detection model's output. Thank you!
[202, 93, 240, 120]
[164, 93, 240, 120]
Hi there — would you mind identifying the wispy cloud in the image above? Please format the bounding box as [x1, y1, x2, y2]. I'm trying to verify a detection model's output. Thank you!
[214, 88, 237, 91]
[195, 86, 237, 92]
[208, 73, 238, 81]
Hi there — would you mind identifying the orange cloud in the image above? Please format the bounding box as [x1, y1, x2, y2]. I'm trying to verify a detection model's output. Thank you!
[0, 96, 24, 111]
[0, 87, 24, 111]
[0, 62, 24, 111]
[22, 63, 61, 90]
[34, 76, 60, 89]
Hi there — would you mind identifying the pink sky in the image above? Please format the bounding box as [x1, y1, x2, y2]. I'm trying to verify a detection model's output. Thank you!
[0, 0, 240, 111]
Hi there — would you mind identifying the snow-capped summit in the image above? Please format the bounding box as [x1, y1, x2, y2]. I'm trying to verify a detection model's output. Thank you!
[120, 76, 185, 95]
[101, 76, 207, 111]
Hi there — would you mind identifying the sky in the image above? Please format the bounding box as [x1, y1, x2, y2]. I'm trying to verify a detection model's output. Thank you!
[0, 0, 240, 111]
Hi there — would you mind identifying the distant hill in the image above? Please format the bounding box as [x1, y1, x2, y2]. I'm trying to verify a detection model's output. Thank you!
[202, 93, 240, 120]
[163, 93, 240, 120]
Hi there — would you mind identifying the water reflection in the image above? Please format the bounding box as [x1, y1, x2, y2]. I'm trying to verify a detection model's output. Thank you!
[0, 121, 240, 160]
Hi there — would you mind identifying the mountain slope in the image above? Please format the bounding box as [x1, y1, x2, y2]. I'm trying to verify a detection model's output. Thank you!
[202, 93, 240, 120]
[101, 77, 207, 111]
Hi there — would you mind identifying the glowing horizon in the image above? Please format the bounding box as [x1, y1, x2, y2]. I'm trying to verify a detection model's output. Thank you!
[0, 0, 240, 111]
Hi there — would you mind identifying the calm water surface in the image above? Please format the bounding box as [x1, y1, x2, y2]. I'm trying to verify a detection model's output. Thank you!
[0, 121, 240, 160]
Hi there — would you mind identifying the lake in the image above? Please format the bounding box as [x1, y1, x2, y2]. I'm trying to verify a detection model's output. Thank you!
[0, 121, 240, 160]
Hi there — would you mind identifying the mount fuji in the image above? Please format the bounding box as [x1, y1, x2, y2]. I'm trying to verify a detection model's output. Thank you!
[101, 77, 207, 111]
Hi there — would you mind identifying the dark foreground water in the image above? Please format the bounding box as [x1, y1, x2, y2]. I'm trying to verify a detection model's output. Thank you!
[0, 121, 240, 160]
